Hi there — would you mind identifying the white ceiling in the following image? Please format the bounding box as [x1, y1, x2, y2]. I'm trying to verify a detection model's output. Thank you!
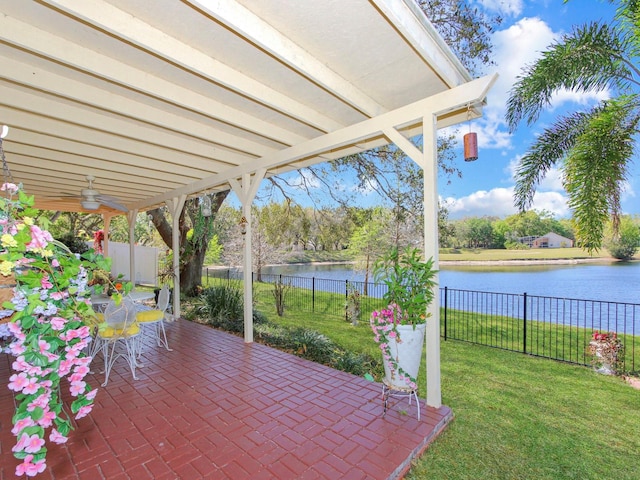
[0, 0, 490, 215]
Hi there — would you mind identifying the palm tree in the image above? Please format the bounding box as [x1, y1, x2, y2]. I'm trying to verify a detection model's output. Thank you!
[505, 0, 640, 251]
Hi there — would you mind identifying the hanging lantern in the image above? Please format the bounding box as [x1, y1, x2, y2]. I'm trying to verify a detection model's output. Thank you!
[200, 195, 212, 217]
[463, 132, 478, 162]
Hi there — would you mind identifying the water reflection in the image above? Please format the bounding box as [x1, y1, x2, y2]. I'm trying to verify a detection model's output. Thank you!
[258, 261, 640, 304]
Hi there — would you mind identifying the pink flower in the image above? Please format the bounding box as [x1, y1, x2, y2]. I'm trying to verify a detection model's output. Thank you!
[11, 417, 36, 436]
[38, 339, 51, 354]
[69, 380, 86, 397]
[75, 404, 93, 420]
[49, 429, 68, 444]
[25, 225, 53, 251]
[50, 291, 67, 300]
[27, 393, 50, 412]
[13, 433, 45, 454]
[50, 316, 67, 330]
[10, 341, 26, 356]
[37, 409, 56, 428]
[58, 359, 73, 376]
[51, 258, 60, 268]
[85, 388, 98, 401]
[1, 182, 19, 194]
[7, 321, 23, 336]
[40, 274, 53, 289]
[22, 377, 40, 395]
[8, 372, 30, 392]
[15, 454, 46, 477]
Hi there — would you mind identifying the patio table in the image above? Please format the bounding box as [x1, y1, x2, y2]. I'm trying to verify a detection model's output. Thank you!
[90, 291, 155, 311]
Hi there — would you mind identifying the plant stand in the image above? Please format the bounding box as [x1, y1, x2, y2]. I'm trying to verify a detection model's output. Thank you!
[382, 378, 420, 421]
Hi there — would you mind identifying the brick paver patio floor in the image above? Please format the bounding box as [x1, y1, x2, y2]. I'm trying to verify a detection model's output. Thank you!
[0, 319, 452, 479]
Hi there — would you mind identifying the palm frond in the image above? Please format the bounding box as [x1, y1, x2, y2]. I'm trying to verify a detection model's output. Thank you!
[513, 110, 593, 211]
[564, 96, 640, 251]
[506, 22, 631, 130]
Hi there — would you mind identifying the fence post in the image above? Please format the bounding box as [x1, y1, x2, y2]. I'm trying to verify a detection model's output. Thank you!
[443, 286, 448, 341]
[345, 280, 349, 321]
[523, 292, 527, 354]
[312, 277, 315, 313]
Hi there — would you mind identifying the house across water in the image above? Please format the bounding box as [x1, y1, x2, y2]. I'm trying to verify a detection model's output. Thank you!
[518, 232, 574, 248]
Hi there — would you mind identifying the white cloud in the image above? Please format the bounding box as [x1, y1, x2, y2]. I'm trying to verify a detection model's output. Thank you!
[505, 157, 564, 191]
[289, 170, 321, 190]
[443, 186, 569, 219]
[530, 190, 569, 216]
[477, 0, 523, 17]
[488, 17, 557, 113]
[443, 188, 519, 218]
[484, 17, 610, 136]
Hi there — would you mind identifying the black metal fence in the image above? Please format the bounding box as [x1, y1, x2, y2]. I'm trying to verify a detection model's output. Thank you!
[205, 268, 639, 373]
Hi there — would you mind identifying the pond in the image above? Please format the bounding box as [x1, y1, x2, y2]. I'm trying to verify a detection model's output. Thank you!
[258, 260, 640, 304]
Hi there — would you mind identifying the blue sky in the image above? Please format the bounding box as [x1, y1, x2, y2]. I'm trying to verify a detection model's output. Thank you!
[233, 1, 637, 221]
[439, 0, 632, 220]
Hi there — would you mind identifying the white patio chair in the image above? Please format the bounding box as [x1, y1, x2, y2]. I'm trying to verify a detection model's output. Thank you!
[97, 297, 142, 386]
[135, 285, 172, 352]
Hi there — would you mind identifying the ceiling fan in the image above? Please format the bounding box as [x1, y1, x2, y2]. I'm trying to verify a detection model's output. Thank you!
[75, 175, 127, 211]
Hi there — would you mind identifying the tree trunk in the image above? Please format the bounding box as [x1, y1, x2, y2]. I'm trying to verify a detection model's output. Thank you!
[148, 191, 229, 295]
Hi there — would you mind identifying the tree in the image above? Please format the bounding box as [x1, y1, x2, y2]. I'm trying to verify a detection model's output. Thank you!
[143, 1, 501, 293]
[605, 215, 640, 260]
[149, 192, 228, 295]
[269, 1, 500, 241]
[348, 210, 392, 293]
[506, 0, 640, 251]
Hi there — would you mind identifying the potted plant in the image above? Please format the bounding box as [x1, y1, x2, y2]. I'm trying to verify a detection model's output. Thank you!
[587, 331, 624, 375]
[370, 246, 437, 391]
[0, 182, 129, 477]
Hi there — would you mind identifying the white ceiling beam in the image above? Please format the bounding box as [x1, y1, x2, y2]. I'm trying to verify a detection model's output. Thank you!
[0, 106, 240, 176]
[188, 0, 386, 118]
[1, 128, 216, 180]
[0, 14, 304, 147]
[371, 0, 470, 88]
[133, 74, 497, 210]
[6, 152, 182, 193]
[41, 0, 343, 133]
[0, 56, 276, 159]
[0, 86, 244, 167]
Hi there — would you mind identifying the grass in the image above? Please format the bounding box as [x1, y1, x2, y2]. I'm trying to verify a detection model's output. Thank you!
[439, 247, 610, 262]
[236, 279, 640, 479]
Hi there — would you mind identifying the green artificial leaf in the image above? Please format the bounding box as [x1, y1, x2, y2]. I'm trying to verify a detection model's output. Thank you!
[30, 406, 44, 421]
[71, 397, 90, 413]
[23, 350, 49, 367]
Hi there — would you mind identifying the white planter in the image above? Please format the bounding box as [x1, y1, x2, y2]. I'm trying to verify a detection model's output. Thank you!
[382, 323, 425, 389]
[589, 340, 616, 375]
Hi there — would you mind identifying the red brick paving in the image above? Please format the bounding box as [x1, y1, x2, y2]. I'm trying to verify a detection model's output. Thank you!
[0, 320, 452, 479]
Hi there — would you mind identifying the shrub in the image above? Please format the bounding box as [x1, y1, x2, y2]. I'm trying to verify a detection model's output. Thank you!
[56, 233, 90, 254]
[195, 285, 267, 332]
[331, 350, 378, 377]
[200, 284, 244, 331]
[254, 322, 380, 377]
[272, 277, 291, 316]
[505, 241, 530, 250]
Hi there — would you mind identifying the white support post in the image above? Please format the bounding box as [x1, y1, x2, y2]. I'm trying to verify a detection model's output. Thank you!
[102, 214, 113, 256]
[229, 169, 266, 343]
[127, 209, 138, 287]
[423, 114, 442, 408]
[166, 195, 187, 318]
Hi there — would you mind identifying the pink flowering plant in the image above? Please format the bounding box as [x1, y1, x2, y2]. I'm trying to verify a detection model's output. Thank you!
[371, 247, 437, 389]
[588, 330, 625, 374]
[0, 182, 122, 477]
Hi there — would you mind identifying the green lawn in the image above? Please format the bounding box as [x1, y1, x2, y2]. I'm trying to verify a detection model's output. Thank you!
[440, 247, 611, 262]
[240, 280, 640, 480]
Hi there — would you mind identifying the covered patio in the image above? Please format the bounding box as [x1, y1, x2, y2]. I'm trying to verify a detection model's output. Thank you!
[0, 0, 495, 476]
[0, 320, 452, 479]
